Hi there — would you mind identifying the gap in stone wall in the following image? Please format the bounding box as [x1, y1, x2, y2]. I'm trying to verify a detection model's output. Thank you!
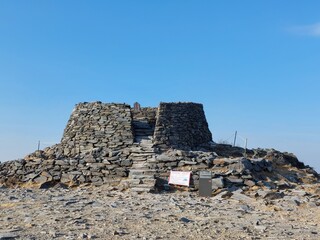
[131, 106, 157, 143]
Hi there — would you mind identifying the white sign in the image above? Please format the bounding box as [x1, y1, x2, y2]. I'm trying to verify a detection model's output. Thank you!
[168, 171, 191, 186]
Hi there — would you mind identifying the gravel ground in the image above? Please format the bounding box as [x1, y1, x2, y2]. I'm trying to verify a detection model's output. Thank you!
[0, 185, 319, 240]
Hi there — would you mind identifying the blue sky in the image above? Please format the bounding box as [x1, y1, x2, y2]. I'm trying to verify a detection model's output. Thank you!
[0, 1, 319, 172]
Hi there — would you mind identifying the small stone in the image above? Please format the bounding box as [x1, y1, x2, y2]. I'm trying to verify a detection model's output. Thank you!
[180, 217, 192, 223]
[0, 233, 19, 239]
[244, 180, 255, 187]
[113, 228, 127, 235]
[254, 224, 267, 232]
[49, 230, 57, 237]
[212, 177, 224, 189]
[39, 181, 56, 189]
[226, 177, 243, 184]
[257, 190, 285, 200]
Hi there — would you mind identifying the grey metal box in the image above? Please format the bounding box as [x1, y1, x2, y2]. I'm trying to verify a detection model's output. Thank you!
[199, 171, 212, 197]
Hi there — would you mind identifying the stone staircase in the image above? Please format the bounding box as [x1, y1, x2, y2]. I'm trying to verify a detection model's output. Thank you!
[122, 118, 157, 193]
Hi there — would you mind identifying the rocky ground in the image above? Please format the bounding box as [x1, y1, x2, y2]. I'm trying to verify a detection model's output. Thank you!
[1, 184, 319, 240]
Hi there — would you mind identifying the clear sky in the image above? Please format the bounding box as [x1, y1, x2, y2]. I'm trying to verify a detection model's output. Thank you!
[0, 1, 319, 172]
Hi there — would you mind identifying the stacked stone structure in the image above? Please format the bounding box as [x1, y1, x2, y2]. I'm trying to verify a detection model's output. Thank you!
[1, 101, 318, 192]
[154, 102, 212, 149]
[61, 102, 134, 157]
[59, 101, 212, 157]
[0, 101, 214, 190]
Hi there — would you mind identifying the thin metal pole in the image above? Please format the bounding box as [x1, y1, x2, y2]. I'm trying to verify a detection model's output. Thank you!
[244, 138, 248, 158]
[233, 131, 237, 147]
[37, 140, 40, 151]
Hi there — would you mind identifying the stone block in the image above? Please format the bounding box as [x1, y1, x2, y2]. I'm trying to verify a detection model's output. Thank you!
[120, 159, 132, 167]
[212, 177, 224, 189]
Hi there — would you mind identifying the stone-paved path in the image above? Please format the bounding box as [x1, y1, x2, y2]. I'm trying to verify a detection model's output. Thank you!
[0, 185, 319, 240]
[124, 117, 157, 192]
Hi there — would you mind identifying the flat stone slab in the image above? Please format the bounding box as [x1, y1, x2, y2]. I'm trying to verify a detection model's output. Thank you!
[0, 232, 19, 240]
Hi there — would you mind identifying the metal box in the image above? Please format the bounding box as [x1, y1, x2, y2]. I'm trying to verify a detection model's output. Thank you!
[199, 171, 212, 197]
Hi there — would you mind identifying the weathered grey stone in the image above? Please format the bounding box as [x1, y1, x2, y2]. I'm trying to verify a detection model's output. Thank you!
[121, 159, 132, 167]
[33, 175, 49, 184]
[91, 176, 103, 183]
[55, 160, 68, 166]
[244, 180, 255, 187]
[226, 177, 243, 184]
[0, 232, 19, 239]
[231, 190, 253, 202]
[212, 177, 224, 189]
[61, 173, 75, 184]
[165, 162, 178, 167]
[0, 101, 318, 193]
[156, 154, 177, 162]
[257, 190, 285, 200]
[24, 173, 38, 181]
[228, 158, 253, 173]
[182, 161, 197, 165]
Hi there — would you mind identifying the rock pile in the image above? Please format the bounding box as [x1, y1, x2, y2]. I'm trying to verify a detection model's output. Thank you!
[1, 101, 319, 240]
[0, 101, 319, 195]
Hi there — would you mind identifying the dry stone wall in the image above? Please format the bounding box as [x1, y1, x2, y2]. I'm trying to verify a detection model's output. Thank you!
[153, 102, 212, 150]
[61, 102, 134, 157]
[0, 98, 318, 193]
[1, 101, 268, 190]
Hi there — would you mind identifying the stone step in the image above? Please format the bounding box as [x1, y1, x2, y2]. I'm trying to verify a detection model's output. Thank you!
[139, 145, 154, 150]
[130, 157, 149, 162]
[134, 128, 154, 133]
[131, 156, 149, 161]
[124, 179, 156, 187]
[131, 183, 155, 188]
[131, 151, 155, 155]
[135, 154, 154, 159]
[139, 139, 153, 142]
[135, 136, 153, 142]
[132, 120, 149, 125]
[129, 174, 155, 180]
[130, 152, 155, 156]
[133, 125, 153, 130]
[121, 179, 141, 185]
[129, 169, 157, 175]
[129, 170, 153, 175]
[132, 163, 149, 168]
[130, 166, 151, 170]
[139, 141, 153, 146]
[129, 146, 143, 152]
[133, 129, 150, 133]
[132, 139, 153, 144]
[130, 153, 154, 158]
[136, 148, 154, 153]
[132, 122, 154, 127]
[140, 179, 156, 185]
[146, 158, 158, 163]
[134, 126, 154, 130]
[129, 147, 155, 152]
[134, 141, 153, 145]
[135, 134, 154, 138]
[134, 130, 154, 134]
